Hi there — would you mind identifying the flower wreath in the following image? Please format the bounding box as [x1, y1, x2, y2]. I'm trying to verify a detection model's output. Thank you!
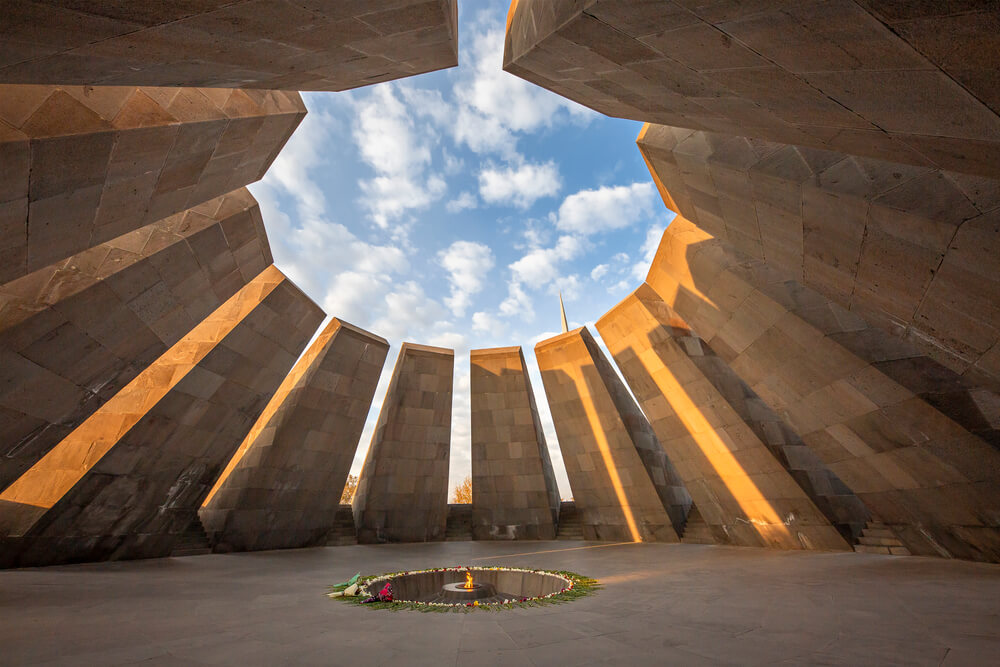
[328, 566, 599, 612]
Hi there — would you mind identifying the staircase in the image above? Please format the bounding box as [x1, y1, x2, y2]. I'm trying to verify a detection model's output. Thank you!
[680, 504, 714, 544]
[445, 504, 473, 541]
[171, 515, 212, 556]
[556, 501, 584, 540]
[854, 521, 911, 556]
[327, 504, 358, 546]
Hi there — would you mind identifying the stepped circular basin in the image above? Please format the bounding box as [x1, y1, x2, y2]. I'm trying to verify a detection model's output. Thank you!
[440, 581, 497, 601]
[377, 567, 572, 605]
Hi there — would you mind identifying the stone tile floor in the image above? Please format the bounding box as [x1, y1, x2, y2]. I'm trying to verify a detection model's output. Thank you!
[1, 541, 998, 666]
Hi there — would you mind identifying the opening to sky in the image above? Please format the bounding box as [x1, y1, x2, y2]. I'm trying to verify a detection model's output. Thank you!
[251, 0, 676, 497]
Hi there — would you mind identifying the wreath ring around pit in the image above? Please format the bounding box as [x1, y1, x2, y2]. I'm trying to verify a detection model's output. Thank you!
[327, 566, 599, 612]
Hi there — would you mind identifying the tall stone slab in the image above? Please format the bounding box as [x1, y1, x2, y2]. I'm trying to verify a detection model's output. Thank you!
[470, 346, 560, 540]
[353, 343, 453, 544]
[597, 284, 862, 551]
[200, 318, 388, 552]
[0, 85, 304, 284]
[0, 266, 324, 567]
[637, 123, 1000, 390]
[0, 1, 458, 91]
[644, 215, 1000, 562]
[0, 188, 272, 490]
[534, 327, 690, 542]
[503, 0, 1000, 178]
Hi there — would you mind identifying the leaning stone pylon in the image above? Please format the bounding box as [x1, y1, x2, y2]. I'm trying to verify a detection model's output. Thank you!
[470, 346, 561, 540]
[535, 326, 690, 542]
[0, 265, 324, 567]
[0, 188, 272, 490]
[0, 85, 304, 284]
[643, 215, 1000, 562]
[597, 283, 864, 551]
[353, 343, 454, 544]
[201, 318, 388, 552]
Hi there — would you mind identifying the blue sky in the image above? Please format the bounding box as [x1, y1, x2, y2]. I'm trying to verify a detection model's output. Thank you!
[250, 1, 675, 497]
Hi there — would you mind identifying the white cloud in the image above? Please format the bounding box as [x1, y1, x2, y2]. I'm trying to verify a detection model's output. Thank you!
[352, 85, 446, 229]
[446, 191, 478, 213]
[442, 150, 465, 176]
[590, 264, 609, 281]
[370, 281, 449, 341]
[499, 281, 534, 322]
[427, 330, 468, 350]
[454, 18, 592, 151]
[553, 274, 583, 301]
[632, 224, 665, 280]
[553, 182, 656, 235]
[509, 235, 585, 285]
[479, 161, 561, 209]
[438, 240, 495, 317]
[390, 13, 593, 160]
[471, 311, 506, 334]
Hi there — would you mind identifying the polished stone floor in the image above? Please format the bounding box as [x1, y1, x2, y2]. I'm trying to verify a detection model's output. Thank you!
[1, 541, 998, 666]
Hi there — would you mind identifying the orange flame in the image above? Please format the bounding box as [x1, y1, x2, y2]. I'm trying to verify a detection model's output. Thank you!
[464, 571, 474, 589]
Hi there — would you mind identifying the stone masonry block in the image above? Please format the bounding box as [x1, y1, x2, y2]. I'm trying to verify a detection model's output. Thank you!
[0, 85, 303, 284]
[0, 188, 271, 491]
[470, 346, 560, 540]
[200, 318, 388, 552]
[0, 265, 324, 567]
[353, 343, 453, 543]
[535, 326, 690, 542]
[0, 1, 458, 91]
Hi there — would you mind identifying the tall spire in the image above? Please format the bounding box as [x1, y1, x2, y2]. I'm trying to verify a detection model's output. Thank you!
[559, 292, 569, 333]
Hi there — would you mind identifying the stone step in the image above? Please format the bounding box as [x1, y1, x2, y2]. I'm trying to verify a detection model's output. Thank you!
[855, 544, 893, 555]
[171, 516, 211, 557]
[854, 520, 907, 555]
[171, 546, 212, 556]
[858, 536, 903, 547]
[327, 506, 358, 546]
[556, 501, 583, 539]
[861, 528, 898, 540]
[680, 504, 715, 544]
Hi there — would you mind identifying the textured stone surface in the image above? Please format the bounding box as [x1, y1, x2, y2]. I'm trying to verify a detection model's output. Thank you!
[0, 1, 458, 91]
[353, 343, 453, 544]
[534, 326, 690, 542]
[200, 318, 388, 552]
[470, 346, 560, 540]
[597, 284, 862, 550]
[637, 123, 1000, 387]
[644, 215, 1000, 561]
[0, 84, 303, 284]
[504, 0, 1000, 177]
[0, 188, 271, 491]
[2, 541, 1000, 666]
[0, 266, 324, 567]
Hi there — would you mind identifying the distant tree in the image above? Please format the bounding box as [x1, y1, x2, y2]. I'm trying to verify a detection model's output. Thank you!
[452, 475, 472, 504]
[340, 474, 359, 504]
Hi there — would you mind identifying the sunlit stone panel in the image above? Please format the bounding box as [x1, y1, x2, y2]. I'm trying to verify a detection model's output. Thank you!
[534, 327, 690, 542]
[644, 215, 1000, 562]
[637, 123, 1000, 389]
[200, 318, 388, 552]
[353, 343, 453, 544]
[0, 266, 324, 567]
[597, 284, 862, 551]
[0, 188, 271, 491]
[470, 346, 561, 540]
[0, 85, 304, 284]
[0, 1, 458, 91]
[503, 0, 1000, 178]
